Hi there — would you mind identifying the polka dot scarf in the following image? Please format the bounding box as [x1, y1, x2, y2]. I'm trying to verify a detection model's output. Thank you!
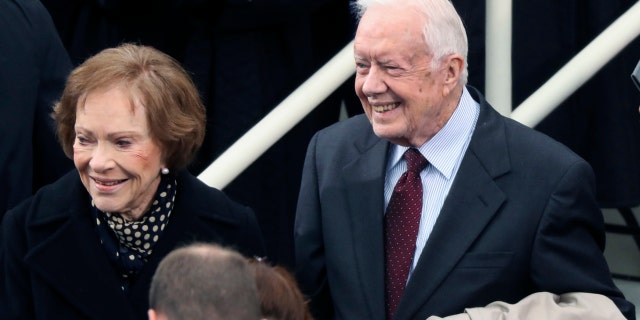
[91, 175, 177, 292]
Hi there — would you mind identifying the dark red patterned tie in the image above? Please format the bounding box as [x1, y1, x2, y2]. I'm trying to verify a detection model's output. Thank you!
[384, 148, 428, 320]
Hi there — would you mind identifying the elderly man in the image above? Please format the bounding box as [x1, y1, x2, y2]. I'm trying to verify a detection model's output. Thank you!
[293, 0, 635, 319]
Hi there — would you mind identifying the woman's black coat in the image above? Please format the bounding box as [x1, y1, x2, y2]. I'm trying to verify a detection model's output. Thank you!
[1, 170, 266, 319]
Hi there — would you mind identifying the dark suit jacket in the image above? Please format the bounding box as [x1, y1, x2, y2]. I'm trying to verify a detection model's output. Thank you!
[0, 170, 266, 319]
[294, 87, 635, 320]
[0, 0, 74, 217]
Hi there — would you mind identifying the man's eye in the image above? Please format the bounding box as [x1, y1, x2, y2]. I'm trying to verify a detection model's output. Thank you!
[384, 65, 402, 71]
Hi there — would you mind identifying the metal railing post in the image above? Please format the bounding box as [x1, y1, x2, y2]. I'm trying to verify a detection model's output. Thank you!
[485, 0, 513, 116]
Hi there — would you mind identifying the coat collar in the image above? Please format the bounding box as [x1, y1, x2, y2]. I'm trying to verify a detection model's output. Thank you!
[23, 171, 238, 319]
[343, 131, 389, 319]
[25, 172, 135, 319]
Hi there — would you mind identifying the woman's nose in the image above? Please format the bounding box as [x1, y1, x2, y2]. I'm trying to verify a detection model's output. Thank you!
[89, 143, 114, 172]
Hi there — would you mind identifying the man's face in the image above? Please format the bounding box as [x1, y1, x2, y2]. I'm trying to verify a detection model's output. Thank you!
[354, 4, 456, 147]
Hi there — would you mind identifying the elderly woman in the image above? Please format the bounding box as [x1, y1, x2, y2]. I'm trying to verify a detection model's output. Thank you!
[0, 43, 266, 319]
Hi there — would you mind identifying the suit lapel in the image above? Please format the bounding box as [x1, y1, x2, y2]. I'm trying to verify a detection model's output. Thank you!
[396, 92, 511, 320]
[343, 131, 389, 320]
[25, 203, 133, 319]
[396, 153, 506, 319]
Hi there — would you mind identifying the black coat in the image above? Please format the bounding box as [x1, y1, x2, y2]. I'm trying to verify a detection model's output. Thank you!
[1, 170, 266, 319]
[0, 0, 73, 217]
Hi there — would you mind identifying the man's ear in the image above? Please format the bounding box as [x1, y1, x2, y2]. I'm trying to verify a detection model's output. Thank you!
[440, 54, 464, 97]
[444, 54, 464, 86]
[148, 309, 158, 320]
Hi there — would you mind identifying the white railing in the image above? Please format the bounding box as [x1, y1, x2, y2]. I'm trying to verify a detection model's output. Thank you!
[485, 0, 513, 116]
[511, 0, 640, 127]
[198, 41, 355, 189]
[199, 1, 640, 189]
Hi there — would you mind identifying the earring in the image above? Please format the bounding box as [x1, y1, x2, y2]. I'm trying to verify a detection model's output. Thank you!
[161, 168, 170, 175]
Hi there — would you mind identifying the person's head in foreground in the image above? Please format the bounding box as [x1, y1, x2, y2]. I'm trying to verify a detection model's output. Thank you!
[148, 243, 261, 320]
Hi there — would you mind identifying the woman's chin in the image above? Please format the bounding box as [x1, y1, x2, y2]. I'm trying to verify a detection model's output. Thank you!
[93, 199, 124, 214]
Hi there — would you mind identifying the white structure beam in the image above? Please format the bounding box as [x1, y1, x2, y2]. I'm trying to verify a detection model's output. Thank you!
[485, 0, 513, 116]
[198, 40, 356, 189]
[511, 1, 640, 127]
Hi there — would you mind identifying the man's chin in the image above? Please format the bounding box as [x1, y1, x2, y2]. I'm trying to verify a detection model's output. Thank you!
[373, 128, 409, 146]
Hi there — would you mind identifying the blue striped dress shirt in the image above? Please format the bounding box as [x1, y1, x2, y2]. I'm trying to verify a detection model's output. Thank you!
[384, 87, 480, 280]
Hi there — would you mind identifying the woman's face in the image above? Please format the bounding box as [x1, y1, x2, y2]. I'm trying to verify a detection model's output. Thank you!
[73, 86, 165, 221]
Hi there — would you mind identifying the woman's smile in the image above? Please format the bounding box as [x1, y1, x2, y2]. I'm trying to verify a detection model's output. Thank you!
[91, 176, 128, 192]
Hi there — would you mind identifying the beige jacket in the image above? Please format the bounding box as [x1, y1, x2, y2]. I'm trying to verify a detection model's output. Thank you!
[427, 292, 627, 320]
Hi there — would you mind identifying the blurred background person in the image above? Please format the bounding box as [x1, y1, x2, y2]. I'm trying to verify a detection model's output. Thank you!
[148, 243, 262, 320]
[0, 43, 266, 319]
[0, 0, 74, 218]
[248, 257, 314, 320]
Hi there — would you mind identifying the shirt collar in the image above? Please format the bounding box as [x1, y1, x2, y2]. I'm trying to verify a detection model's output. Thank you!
[387, 87, 480, 179]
